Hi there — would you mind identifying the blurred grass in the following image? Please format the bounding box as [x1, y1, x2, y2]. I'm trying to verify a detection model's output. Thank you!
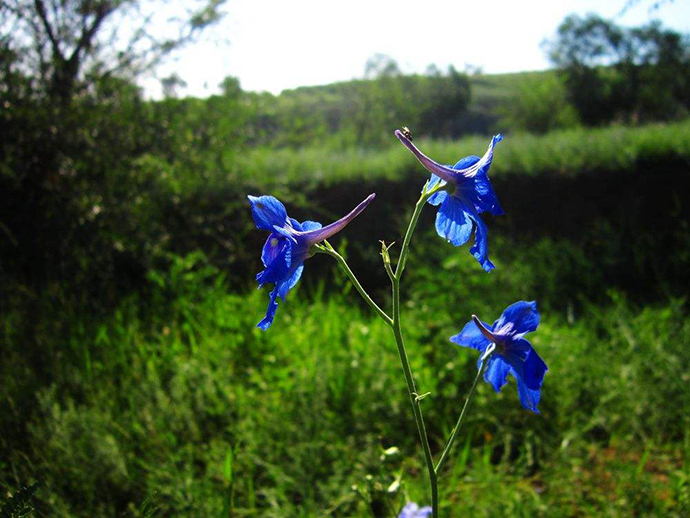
[238, 120, 690, 189]
[1, 240, 687, 516]
[2, 118, 689, 516]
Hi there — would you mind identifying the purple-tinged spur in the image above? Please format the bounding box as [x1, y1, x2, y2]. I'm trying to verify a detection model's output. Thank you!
[395, 129, 503, 272]
[398, 502, 433, 518]
[450, 301, 548, 413]
[248, 193, 375, 330]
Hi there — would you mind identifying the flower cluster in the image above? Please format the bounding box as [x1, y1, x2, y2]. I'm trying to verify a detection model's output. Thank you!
[248, 126, 550, 517]
[249, 131, 548, 408]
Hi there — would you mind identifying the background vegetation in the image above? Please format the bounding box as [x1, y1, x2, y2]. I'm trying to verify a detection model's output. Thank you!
[1, 3, 688, 516]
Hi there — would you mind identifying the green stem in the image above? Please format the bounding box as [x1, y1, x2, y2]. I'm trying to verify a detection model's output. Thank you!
[435, 353, 490, 475]
[316, 241, 393, 328]
[389, 184, 443, 517]
[392, 275, 438, 517]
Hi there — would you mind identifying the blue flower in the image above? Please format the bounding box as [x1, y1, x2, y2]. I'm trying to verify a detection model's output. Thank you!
[450, 301, 548, 413]
[395, 129, 503, 272]
[247, 193, 375, 330]
[398, 502, 433, 518]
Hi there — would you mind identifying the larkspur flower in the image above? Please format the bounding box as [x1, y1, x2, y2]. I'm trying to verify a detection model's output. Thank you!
[247, 193, 375, 330]
[450, 301, 548, 413]
[398, 502, 433, 518]
[395, 129, 503, 272]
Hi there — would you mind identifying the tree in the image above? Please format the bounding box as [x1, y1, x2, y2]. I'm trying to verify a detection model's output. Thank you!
[0, 0, 226, 103]
[0, 0, 227, 291]
[546, 13, 689, 124]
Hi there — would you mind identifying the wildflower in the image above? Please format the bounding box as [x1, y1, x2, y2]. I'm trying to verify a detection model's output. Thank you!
[450, 301, 547, 413]
[395, 129, 503, 272]
[247, 193, 375, 330]
[398, 502, 433, 518]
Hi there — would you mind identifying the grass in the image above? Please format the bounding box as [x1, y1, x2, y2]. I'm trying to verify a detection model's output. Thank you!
[237, 120, 690, 189]
[1, 237, 687, 516]
[1, 115, 689, 516]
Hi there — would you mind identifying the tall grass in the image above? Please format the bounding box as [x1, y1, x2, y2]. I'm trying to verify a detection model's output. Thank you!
[237, 120, 690, 188]
[1, 244, 687, 516]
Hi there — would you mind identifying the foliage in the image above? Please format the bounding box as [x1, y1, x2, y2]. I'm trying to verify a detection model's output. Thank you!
[497, 74, 580, 134]
[0, 482, 40, 518]
[0, 0, 226, 103]
[238, 120, 690, 187]
[240, 63, 471, 148]
[0, 243, 687, 516]
[546, 14, 690, 125]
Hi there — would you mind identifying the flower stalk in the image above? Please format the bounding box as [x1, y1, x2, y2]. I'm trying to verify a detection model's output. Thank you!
[435, 345, 494, 475]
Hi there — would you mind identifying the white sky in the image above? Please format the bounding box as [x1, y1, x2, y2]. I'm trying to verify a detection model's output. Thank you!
[141, 0, 690, 98]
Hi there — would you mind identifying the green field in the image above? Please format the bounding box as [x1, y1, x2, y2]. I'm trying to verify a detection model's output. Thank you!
[3, 121, 690, 514]
[237, 120, 690, 188]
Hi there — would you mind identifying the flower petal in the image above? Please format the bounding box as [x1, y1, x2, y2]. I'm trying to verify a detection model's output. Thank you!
[450, 319, 493, 353]
[257, 285, 280, 331]
[426, 174, 448, 206]
[454, 134, 503, 179]
[514, 371, 543, 413]
[435, 195, 473, 246]
[398, 502, 432, 518]
[300, 220, 322, 232]
[247, 195, 288, 231]
[299, 193, 375, 245]
[466, 207, 495, 272]
[505, 346, 547, 413]
[483, 355, 511, 393]
[522, 346, 548, 391]
[453, 155, 480, 170]
[256, 241, 291, 288]
[288, 218, 303, 231]
[494, 301, 540, 338]
[471, 171, 504, 215]
[277, 263, 304, 301]
[261, 233, 287, 267]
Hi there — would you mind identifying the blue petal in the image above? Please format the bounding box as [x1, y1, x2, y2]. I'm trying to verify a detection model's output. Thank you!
[277, 263, 304, 301]
[272, 225, 298, 243]
[300, 220, 322, 232]
[515, 370, 543, 413]
[261, 233, 287, 267]
[483, 355, 511, 393]
[466, 206, 495, 272]
[256, 242, 291, 288]
[505, 345, 547, 413]
[435, 196, 473, 246]
[522, 346, 548, 391]
[494, 301, 540, 338]
[248, 195, 288, 231]
[425, 175, 448, 206]
[288, 218, 303, 231]
[257, 285, 280, 331]
[471, 171, 504, 215]
[398, 503, 432, 518]
[256, 261, 305, 331]
[453, 155, 480, 170]
[450, 319, 493, 353]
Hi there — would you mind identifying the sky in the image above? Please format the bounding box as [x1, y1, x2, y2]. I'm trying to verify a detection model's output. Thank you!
[141, 0, 690, 98]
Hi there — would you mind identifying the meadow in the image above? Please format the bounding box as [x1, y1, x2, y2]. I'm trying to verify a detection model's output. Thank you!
[2, 120, 689, 516]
